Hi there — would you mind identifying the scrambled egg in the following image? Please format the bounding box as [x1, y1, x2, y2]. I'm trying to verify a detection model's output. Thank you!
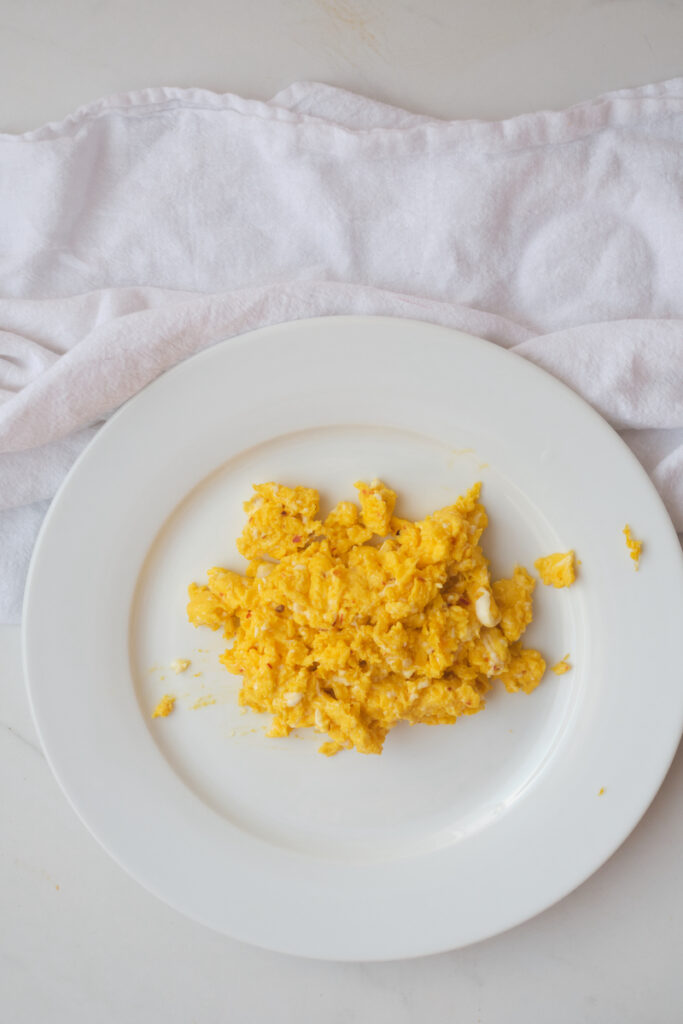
[170, 658, 191, 674]
[623, 524, 642, 569]
[534, 551, 576, 588]
[551, 654, 571, 675]
[152, 694, 176, 718]
[187, 480, 547, 755]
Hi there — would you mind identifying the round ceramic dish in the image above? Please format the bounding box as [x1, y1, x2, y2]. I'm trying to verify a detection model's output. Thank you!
[23, 316, 683, 960]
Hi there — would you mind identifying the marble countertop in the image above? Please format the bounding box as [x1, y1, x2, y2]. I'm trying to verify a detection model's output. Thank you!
[2, 0, 683, 131]
[3, 2, 682, 1021]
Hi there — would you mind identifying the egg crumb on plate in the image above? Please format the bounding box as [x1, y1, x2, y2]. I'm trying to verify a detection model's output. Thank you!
[184, 479, 550, 756]
[170, 658, 191, 674]
[192, 695, 216, 710]
[534, 551, 576, 588]
[152, 694, 176, 718]
[623, 524, 642, 570]
[551, 654, 571, 675]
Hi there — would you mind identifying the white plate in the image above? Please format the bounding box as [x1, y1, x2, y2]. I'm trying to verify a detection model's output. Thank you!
[23, 316, 683, 960]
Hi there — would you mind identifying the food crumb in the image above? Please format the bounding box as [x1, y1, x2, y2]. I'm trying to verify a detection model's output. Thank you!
[152, 694, 176, 718]
[55, 884, 60, 891]
[192, 695, 216, 710]
[192, 672, 202, 678]
[598, 787, 605, 796]
[170, 658, 191, 674]
[551, 654, 572, 675]
[623, 524, 642, 570]
[534, 551, 576, 588]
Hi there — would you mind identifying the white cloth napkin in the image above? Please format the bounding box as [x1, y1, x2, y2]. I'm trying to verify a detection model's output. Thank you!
[1, 79, 682, 623]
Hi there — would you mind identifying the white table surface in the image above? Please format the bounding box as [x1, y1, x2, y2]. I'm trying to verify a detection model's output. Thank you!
[2, 1, 682, 1021]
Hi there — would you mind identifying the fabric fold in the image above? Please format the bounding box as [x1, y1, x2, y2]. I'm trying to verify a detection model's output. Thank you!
[1, 78, 682, 622]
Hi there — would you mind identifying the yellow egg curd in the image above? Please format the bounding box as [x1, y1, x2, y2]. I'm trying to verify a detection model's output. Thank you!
[551, 654, 572, 675]
[187, 480, 546, 755]
[534, 550, 576, 588]
[152, 694, 176, 718]
[623, 524, 642, 570]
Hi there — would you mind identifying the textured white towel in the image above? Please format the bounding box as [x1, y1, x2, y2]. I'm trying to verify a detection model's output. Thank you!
[1, 79, 682, 622]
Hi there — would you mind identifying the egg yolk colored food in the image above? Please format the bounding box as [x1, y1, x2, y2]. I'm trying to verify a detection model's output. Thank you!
[623, 524, 642, 569]
[187, 480, 547, 755]
[551, 654, 571, 675]
[152, 694, 176, 718]
[534, 551, 576, 588]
